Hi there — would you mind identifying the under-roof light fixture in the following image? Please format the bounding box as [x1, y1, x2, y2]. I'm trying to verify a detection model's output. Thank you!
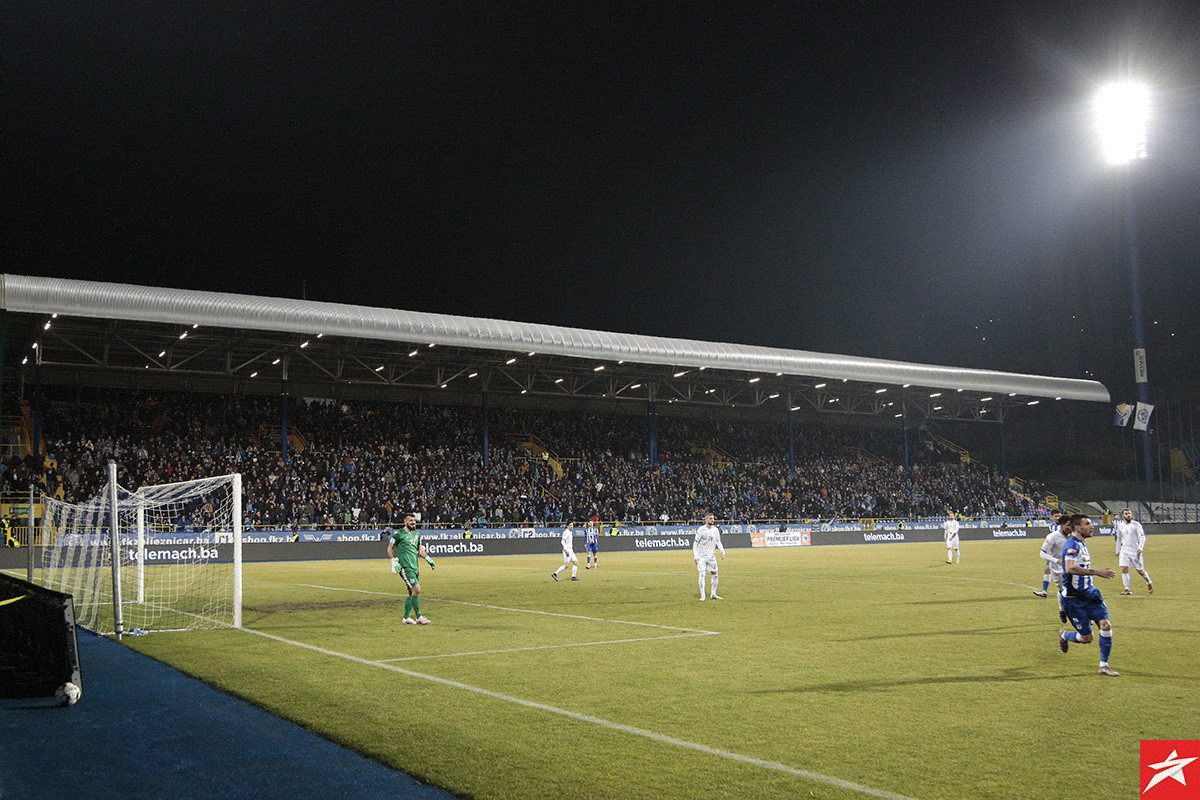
[748, 377, 760, 383]
[1008, 392, 1017, 397]
[957, 388, 964, 392]
[441, 384, 448, 389]
[179, 332, 187, 340]
[631, 383, 642, 389]
[374, 365, 384, 372]
[698, 366, 706, 371]
[980, 396, 993, 402]
[51, 313, 58, 318]
[43, 321, 51, 330]
[554, 377, 564, 384]
[250, 371, 258, 378]
[875, 388, 887, 394]
[1027, 400, 1040, 406]
[31, 342, 37, 349]
[593, 365, 605, 372]
[933, 405, 943, 411]
[895, 413, 902, 418]
[527, 352, 535, 356]
[791, 405, 801, 411]
[902, 384, 911, 388]
[768, 393, 779, 399]
[673, 370, 688, 378]
[159, 351, 167, 358]
[929, 392, 942, 398]
[776, 372, 783, 377]
[428, 343, 435, 348]
[468, 372, 478, 378]
[814, 383, 826, 389]
[1055, 396, 1063, 401]
[316, 333, 324, 338]
[300, 341, 309, 348]
[506, 358, 517, 365]
[520, 389, 527, 394]
[271, 358, 280, 365]
[409, 350, 419, 357]
[21, 357, 28, 365]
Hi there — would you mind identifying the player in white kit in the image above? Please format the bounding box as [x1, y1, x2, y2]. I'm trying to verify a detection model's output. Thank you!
[1112, 508, 1153, 595]
[551, 521, 580, 581]
[1037, 513, 1070, 623]
[693, 513, 726, 601]
[943, 511, 960, 564]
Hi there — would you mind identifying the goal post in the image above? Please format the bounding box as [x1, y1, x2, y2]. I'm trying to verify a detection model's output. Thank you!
[38, 466, 243, 636]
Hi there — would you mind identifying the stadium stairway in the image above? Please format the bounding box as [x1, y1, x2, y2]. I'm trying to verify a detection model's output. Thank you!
[0, 631, 454, 800]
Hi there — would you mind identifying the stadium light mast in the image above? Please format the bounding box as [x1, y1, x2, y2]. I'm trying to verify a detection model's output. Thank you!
[1096, 81, 1154, 485]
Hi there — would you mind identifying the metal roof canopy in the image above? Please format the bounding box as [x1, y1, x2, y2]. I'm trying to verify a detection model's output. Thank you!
[1, 274, 1109, 423]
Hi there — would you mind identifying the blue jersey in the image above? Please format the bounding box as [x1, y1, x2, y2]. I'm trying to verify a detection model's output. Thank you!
[585, 527, 599, 547]
[1061, 535, 1101, 600]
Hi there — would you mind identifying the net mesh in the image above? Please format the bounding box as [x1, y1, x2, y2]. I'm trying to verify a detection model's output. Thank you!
[39, 474, 240, 635]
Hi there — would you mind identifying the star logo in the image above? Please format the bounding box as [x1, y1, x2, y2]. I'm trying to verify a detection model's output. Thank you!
[1142, 741, 1200, 799]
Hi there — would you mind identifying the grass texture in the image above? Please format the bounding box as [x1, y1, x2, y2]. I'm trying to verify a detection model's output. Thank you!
[125, 537, 1200, 800]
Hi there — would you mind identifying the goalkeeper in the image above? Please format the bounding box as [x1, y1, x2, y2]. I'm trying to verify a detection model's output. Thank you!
[387, 513, 436, 625]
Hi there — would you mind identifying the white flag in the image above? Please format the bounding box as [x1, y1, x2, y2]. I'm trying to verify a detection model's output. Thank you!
[1133, 402, 1155, 431]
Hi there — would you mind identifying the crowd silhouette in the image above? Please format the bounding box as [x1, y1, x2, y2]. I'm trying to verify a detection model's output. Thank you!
[13, 391, 1043, 528]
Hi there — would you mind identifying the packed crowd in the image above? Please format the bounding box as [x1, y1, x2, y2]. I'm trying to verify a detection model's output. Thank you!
[20, 390, 1040, 528]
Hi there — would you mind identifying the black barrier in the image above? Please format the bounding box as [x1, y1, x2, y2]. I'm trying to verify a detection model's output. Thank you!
[3, 525, 1197, 569]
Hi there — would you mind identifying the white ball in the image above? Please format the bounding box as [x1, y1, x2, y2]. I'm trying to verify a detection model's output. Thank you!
[55, 682, 82, 707]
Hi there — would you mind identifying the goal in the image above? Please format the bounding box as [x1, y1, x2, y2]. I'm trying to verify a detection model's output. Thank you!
[38, 462, 242, 636]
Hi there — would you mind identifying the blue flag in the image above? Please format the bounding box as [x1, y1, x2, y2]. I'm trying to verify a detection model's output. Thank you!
[1114, 403, 1133, 427]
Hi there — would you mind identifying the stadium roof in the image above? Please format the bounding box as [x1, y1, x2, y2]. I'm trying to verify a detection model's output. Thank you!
[0, 273, 1109, 422]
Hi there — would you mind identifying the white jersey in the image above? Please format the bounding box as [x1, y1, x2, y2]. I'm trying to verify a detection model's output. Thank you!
[943, 519, 960, 543]
[1113, 519, 1145, 556]
[1039, 528, 1068, 575]
[693, 524, 725, 561]
[561, 527, 576, 557]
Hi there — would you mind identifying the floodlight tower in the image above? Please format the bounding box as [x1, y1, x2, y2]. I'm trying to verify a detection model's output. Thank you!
[1096, 82, 1153, 483]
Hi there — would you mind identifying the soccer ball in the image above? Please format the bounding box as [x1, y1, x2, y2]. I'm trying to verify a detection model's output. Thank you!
[55, 682, 82, 707]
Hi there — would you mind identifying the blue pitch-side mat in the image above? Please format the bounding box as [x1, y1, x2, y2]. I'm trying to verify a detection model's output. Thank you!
[0, 631, 456, 800]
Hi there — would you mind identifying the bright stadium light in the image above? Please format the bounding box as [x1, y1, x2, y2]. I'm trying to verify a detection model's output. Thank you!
[1097, 80, 1154, 484]
[1096, 82, 1149, 164]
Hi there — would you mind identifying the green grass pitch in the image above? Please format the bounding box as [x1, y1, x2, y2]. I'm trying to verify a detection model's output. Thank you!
[124, 537, 1200, 800]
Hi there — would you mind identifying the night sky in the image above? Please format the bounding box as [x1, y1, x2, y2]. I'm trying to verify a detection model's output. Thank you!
[4, 1, 1200, 403]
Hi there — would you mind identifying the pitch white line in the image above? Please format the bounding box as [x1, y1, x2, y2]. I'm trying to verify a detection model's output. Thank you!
[289, 582, 719, 634]
[241, 626, 923, 800]
[376, 631, 716, 663]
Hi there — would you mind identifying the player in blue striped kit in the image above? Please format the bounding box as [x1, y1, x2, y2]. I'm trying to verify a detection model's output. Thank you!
[1058, 514, 1120, 676]
[584, 520, 600, 569]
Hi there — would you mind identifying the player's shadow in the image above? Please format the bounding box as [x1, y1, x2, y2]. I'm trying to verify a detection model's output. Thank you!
[745, 667, 1050, 694]
[837, 622, 1043, 642]
[904, 594, 1034, 606]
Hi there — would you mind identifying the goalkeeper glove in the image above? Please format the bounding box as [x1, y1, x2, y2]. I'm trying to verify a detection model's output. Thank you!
[390, 557, 401, 574]
[426, 557, 436, 570]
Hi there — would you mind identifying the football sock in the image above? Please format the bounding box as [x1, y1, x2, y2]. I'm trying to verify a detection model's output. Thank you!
[710, 575, 718, 595]
[947, 548, 953, 561]
[413, 596, 421, 618]
[404, 597, 413, 618]
[1066, 631, 1085, 643]
[1122, 574, 1131, 590]
[698, 573, 705, 599]
[1042, 577, 1050, 592]
[571, 564, 578, 577]
[554, 565, 564, 576]
[1099, 629, 1113, 661]
[1142, 571, 1152, 585]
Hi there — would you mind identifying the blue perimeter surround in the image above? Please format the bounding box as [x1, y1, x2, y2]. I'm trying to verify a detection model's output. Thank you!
[0, 631, 454, 800]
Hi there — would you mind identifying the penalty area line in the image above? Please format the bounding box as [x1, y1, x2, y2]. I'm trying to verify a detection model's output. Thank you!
[241, 627, 923, 800]
[289, 582, 719, 634]
[376, 631, 717, 663]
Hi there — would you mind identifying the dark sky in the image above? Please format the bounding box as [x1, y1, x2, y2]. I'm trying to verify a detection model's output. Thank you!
[4, 1, 1200, 402]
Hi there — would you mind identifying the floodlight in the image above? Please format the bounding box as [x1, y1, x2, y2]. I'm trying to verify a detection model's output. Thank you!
[1096, 83, 1149, 164]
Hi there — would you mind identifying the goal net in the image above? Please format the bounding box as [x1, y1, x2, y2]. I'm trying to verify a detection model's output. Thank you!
[38, 468, 242, 636]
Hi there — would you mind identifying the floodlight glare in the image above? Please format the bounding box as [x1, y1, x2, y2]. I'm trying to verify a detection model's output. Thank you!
[1096, 82, 1149, 164]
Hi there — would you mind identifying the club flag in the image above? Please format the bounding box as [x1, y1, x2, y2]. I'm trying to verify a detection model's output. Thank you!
[1114, 403, 1133, 427]
[1133, 402, 1155, 431]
